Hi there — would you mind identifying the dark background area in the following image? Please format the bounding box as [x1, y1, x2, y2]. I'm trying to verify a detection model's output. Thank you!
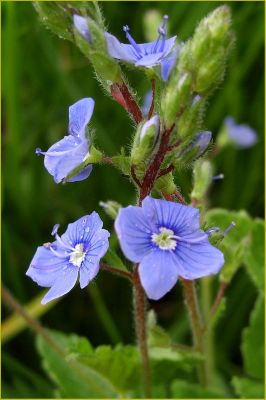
[2, 1, 264, 398]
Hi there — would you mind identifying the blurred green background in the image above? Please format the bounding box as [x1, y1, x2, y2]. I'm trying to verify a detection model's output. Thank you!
[2, 1, 264, 398]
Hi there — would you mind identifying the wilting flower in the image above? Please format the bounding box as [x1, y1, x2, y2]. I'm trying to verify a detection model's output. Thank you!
[115, 196, 224, 300]
[26, 213, 109, 304]
[36, 98, 95, 183]
[225, 117, 258, 148]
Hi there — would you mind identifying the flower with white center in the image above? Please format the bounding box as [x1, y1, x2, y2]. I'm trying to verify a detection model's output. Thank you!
[115, 196, 224, 300]
[26, 212, 110, 304]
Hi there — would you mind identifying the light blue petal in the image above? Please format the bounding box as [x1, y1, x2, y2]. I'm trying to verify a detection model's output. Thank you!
[142, 196, 200, 236]
[73, 14, 91, 43]
[104, 32, 137, 62]
[68, 98, 95, 137]
[44, 135, 89, 183]
[115, 205, 156, 263]
[225, 117, 258, 148]
[161, 45, 181, 81]
[41, 266, 79, 304]
[137, 36, 176, 58]
[26, 245, 69, 287]
[67, 165, 92, 182]
[79, 229, 109, 288]
[175, 236, 224, 279]
[139, 250, 179, 300]
[62, 212, 104, 248]
[135, 51, 165, 67]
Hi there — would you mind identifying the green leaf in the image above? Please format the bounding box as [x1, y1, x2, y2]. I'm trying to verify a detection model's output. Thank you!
[205, 209, 253, 283]
[171, 379, 225, 398]
[245, 219, 265, 293]
[103, 248, 129, 272]
[242, 295, 264, 380]
[75, 344, 141, 396]
[232, 376, 264, 399]
[37, 330, 119, 398]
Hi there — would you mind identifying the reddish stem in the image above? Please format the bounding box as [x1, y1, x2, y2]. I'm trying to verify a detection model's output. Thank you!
[158, 164, 175, 178]
[111, 82, 143, 124]
[147, 79, 156, 120]
[210, 281, 227, 318]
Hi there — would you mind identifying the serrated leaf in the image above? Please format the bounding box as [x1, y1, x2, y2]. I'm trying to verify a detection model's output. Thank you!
[245, 219, 265, 293]
[36, 330, 119, 398]
[205, 209, 253, 283]
[171, 379, 225, 398]
[232, 376, 264, 399]
[242, 295, 264, 380]
[75, 344, 141, 396]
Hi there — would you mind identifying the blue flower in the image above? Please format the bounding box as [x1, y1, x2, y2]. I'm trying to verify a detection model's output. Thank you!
[73, 14, 92, 43]
[115, 197, 224, 300]
[26, 213, 110, 304]
[104, 15, 178, 80]
[36, 98, 95, 183]
[225, 117, 258, 148]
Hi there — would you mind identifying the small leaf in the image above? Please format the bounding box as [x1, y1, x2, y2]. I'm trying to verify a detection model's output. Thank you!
[103, 248, 129, 272]
[242, 295, 264, 380]
[232, 376, 264, 399]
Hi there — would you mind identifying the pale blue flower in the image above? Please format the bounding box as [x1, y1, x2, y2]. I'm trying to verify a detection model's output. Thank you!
[26, 213, 110, 304]
[73, 14, 92, 43]
[225, 117, 258, 148]
[36, 98, 95, 183]
[115, 196, 224, 300]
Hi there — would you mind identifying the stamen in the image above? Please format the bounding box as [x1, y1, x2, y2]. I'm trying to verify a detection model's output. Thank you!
[35, 148, 44, 155]
[51, 224, 75, 251]
[123, 25, 142, 56]
[212, 173, 224, 181]
[48, 245, 69, 259]
[51, 224, 60, 236]
[223, 221, 236, 236]
[153, 15, 168, 53]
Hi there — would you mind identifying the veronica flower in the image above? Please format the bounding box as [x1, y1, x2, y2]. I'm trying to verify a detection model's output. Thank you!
[26, 213, 110, 304]
[105, 15, 176, 75]
[115, 196, 224, 300]
[36, 98, 95, 183]
[225, 117, 258, 148]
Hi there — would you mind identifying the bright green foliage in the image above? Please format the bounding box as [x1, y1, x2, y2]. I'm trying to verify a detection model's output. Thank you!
[232, 377, 264, 399]
[37, 330, 141, 398]
[245, 219, 265, 293]
[242, 295, 264, 380]
[131, 122, 158, 165]
[154, 172, 176, 195]
[171, 379, 224, 398]
[103, 247, 129, 272]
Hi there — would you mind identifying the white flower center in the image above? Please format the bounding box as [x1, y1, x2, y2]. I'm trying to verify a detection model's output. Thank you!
[69, 243, 86, 267]
[151, 227, 177, 250]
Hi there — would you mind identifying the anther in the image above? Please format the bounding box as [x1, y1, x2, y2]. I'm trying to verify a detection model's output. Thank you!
[51, 224, 60, 236]
[122, 24, 142, 56]
[35, 148, 43, 155]
[212, 173, 224, 181]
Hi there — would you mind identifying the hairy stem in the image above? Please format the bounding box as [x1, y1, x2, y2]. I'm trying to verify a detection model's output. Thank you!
[210, 281, 227, 318]
[100, 263, 133, 282]
[181, 279, 208, 387]
[111, 82, 143, 123]
[133, 267, 151, 398]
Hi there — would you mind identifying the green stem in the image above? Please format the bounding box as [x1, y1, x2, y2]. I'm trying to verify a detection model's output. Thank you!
[133, 268, 151, 398]
[201, 276, 214, 385]
[181, 278, 208, 387]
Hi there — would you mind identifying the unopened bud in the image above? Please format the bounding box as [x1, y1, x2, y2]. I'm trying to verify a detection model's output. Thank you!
[99, 200, 121, 219]
[177, 131, 212, 164]
[191, 159, 213, 200]
[131, 115, 160, 165]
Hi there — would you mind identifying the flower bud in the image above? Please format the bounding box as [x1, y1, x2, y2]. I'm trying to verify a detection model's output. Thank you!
[161, 71, 193, 128]
[177, 131, 212, 164]
[190, 6, 233, 94]
[99, 200, 121, 219]
[191, 159, 213, 200]
[174, 95, 205, 142]
[154, 172, 176, 195]
[131, 115, 160, 165]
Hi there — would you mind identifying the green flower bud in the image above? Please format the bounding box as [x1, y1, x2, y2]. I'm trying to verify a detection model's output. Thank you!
[161, 71, 193, 128]
[131, 115, 160, 165]
[154, 172, 176, 195]
[191, 159, 213, 200]
[190, 6, 233, 94]
[99, 200, 121, 219]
